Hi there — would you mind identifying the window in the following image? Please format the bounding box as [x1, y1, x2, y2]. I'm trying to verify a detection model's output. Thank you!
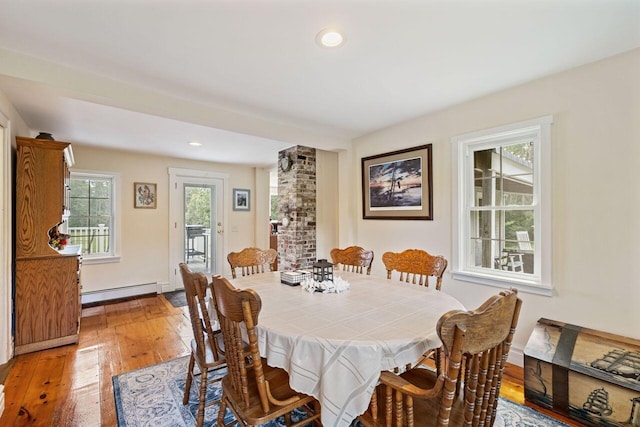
[451, 116, 552, 295]
[68, 172, 119, 262]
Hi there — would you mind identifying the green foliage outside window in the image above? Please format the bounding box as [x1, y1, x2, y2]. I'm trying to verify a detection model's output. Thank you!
[68, 176, 113, 255]
[185, 187, 211, 226]
[504, 209, 534, 250]
[69, 178, 111, 227]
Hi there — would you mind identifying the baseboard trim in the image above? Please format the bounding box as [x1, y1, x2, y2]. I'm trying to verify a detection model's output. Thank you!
[82, 293, 157, 308]
[507, 345, 524, 367]
[81, 283, 159, 305]
[15, 334, 79, 356]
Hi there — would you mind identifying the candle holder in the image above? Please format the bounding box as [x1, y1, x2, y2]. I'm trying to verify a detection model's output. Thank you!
[312, 259, 334, 283]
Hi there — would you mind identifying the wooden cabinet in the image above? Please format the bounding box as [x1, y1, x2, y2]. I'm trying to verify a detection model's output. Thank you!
[15, 136, 80, 355]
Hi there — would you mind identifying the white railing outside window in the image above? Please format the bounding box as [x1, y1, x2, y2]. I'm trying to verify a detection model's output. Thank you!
[68, 225, 110, 255]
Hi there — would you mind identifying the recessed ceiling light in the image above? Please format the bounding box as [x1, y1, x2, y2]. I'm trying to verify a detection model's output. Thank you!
[316, 28, 345, 48]
[188, 141, 202, 146]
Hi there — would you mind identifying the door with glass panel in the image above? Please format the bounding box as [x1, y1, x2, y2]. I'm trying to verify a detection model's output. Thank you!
[169, 173, 224, 289]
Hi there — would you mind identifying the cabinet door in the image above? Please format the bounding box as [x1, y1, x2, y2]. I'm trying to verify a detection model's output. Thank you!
[15, 257, 80, 346]
[16, 144, 67, 257]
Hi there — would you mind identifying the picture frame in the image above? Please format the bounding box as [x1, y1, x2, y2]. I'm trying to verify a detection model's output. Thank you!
[361, 144, 433, 220]
[233, 188, 251, 211]
[134, 182, 157, 209]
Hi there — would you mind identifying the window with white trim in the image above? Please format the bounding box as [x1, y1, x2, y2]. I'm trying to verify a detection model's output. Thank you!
[68, 172, 118, 261]
[451, 116, 552, 295]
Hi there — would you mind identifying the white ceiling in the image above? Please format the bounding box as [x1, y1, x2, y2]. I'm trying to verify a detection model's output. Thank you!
[0, 0, 639, 167]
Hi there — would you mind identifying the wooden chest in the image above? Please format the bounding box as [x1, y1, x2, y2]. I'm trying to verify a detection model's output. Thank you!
[524, 318, 640, 426]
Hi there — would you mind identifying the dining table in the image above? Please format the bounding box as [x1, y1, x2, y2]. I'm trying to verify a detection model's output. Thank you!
[229, 270, 466, 427]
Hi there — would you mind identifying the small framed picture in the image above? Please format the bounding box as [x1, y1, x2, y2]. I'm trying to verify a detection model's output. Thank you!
[134, 182, 157, 209]
[233, 188, 250, 211]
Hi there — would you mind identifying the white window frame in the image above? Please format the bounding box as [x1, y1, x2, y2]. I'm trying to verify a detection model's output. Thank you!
[69, 170, 121, 264]
[451, 116, 552, 295]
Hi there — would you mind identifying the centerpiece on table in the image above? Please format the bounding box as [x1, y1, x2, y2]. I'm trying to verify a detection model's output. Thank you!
[301, 259, 350, 293]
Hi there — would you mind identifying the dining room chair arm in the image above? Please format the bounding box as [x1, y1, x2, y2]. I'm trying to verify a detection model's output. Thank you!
[411, 348, 437, 368]
[378, 371, 445, 399]
[265, 381, 303, 406]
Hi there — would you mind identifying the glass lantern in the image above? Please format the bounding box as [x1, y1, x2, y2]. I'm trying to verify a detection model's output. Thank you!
[312, 259, 333, 283]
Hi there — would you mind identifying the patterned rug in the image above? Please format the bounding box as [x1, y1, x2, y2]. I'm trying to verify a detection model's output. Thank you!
[113, 356, 569, 427]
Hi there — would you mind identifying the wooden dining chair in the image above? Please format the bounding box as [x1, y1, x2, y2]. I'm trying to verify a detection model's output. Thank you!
[358, 289, 522, 427]
[179, 263, 226, 427]
[227, 247, 278, 279]
[211, 275, 322, 427]
[330, 246, 374, 275]
[383, 249, 449, 372]
[382, 249, 447, 290]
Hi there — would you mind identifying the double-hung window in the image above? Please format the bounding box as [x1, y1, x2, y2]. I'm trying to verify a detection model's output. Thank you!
[68, 171, 119, 263]
[451, 116, 552, 295]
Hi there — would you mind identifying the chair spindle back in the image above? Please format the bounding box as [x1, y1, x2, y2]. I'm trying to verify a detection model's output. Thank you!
[382, 249, 448, 290]
[330, 246, 374, 275]
[227, 247, 278, 278]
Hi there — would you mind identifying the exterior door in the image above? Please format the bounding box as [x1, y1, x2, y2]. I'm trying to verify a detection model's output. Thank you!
[169, 168, 226, 290]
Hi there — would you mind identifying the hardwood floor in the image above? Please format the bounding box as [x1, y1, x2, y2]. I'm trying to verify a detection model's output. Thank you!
[0, 294, 581, 426]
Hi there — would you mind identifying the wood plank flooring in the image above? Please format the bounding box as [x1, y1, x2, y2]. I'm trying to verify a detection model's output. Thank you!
[0, 294, 581, 426]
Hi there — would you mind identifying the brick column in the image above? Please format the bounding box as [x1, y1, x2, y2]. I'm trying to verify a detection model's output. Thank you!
[277, 146, 316, 271]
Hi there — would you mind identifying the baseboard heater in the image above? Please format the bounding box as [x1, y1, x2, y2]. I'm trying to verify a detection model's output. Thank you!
[81, 282, 159, 305]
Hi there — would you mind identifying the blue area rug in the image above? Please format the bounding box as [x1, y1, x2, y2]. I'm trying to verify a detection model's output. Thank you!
[112, 356, 569, 427]
[497, 398, 570, 427]
[113, 356, 313, 427]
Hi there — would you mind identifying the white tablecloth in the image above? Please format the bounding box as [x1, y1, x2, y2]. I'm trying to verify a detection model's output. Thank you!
[231, 271, 465, 427]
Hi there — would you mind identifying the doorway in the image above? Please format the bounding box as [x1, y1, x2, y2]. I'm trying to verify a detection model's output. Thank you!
[0, 111, 11, 364]
[168, 168, 227, 290]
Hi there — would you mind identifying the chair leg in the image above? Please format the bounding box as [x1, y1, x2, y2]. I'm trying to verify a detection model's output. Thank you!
[367, 389, 378, 423]
[196, 368, 208, 427]
[183, 354, 195, 405]
[217, 395, 228, 426]
[314, 401, 322, 426]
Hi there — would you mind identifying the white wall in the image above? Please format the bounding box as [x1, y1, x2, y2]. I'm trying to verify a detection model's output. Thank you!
[72, 144, 259, 293]
[316, 149, 339, 259]
[345, 48, 640, 363]
[255, 167, 271, 251]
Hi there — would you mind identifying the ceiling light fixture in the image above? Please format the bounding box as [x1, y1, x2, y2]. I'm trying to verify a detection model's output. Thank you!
[316, 28, 345, 48]
[188, 141, 202, 146]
